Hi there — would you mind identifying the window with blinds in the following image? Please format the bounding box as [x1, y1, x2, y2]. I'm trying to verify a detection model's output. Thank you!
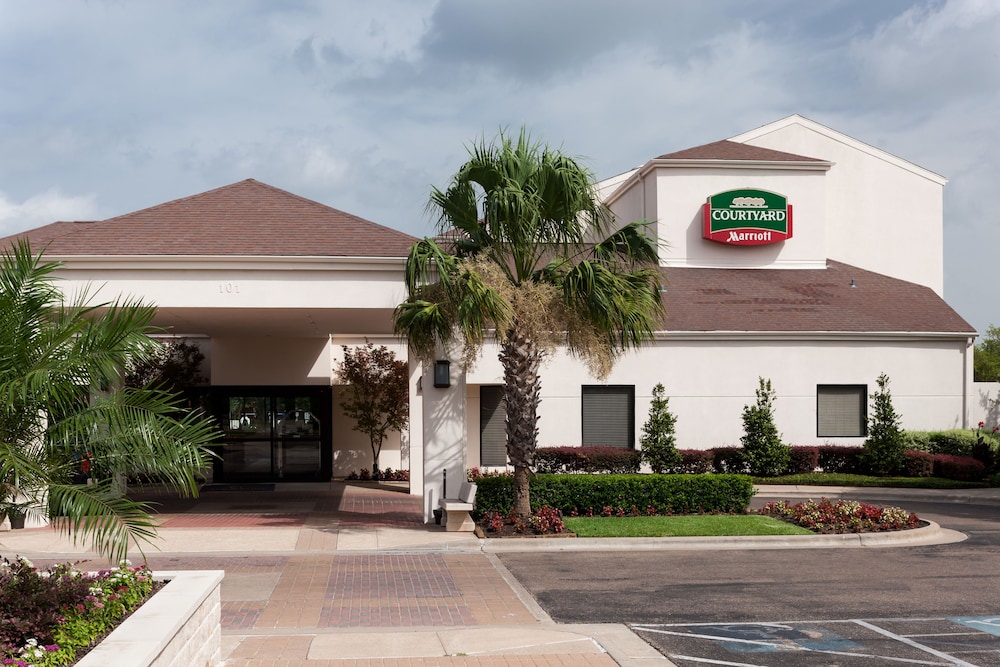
[581, 385, 635, 449]
[480, 386, 508, 466]
[817, 385, 867, 437]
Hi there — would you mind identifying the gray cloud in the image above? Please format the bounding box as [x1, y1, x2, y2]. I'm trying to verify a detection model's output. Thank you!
[0, 0, 996, 333]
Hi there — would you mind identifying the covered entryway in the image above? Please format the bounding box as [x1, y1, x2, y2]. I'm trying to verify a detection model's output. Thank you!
[199, 386, 333, 483]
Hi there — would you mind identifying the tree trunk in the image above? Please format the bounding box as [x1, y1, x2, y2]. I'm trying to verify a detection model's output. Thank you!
[500, 321, 542, 518]
[371, 437, 381, 479]
[513, 464, 531, 517]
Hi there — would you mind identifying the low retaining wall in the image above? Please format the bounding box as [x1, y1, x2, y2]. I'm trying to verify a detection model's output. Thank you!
[76, 569, 224, 667]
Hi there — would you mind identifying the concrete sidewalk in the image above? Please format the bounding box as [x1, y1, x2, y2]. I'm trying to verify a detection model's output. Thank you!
[0, 482, 667, 666]
[0, 482, 985, 666]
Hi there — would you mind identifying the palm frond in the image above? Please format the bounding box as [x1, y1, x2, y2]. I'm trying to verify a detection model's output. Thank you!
[48, 481, 160, 562]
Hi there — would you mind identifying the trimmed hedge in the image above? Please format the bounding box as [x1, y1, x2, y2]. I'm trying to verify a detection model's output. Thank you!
[788, 446, 820, 474]
[903, 449, 935, 477]
[676, 449, 714, 474]
[712, 447, 747, 474]
[817, 446, 864, 474]
[473, 473, 754, 518]
[534, 446, 641, 474]
[906, 429, 1000, 457]
[934, 454, 986, 481]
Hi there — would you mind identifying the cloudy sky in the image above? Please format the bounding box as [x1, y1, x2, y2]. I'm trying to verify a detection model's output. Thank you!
[1, 0, 997, 333]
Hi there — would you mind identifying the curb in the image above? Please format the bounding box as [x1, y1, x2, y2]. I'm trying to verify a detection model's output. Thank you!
[478, 519, 963, 552]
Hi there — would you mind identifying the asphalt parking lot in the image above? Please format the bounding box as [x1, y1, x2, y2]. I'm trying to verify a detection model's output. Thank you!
[634, 616, 1000, 666]
[498, 495, 1000, 666]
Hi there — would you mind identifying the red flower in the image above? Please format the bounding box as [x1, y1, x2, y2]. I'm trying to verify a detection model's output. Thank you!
[81, 453, 92, 474]
[979, 421, 985, 428]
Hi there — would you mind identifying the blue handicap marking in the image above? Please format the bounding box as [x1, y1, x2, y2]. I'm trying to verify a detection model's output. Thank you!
[951, 617, 1000, 637]
[697, 623, 860, 654]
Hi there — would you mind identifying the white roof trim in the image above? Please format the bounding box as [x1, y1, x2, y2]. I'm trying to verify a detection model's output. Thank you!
[601, 150, 832, 208]
[653, 330, 974, 342]
[729, 114, 947, 185]
[45, 254, 407, 272]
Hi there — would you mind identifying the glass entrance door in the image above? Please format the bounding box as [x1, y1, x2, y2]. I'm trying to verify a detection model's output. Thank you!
[204, 386, 332, 482]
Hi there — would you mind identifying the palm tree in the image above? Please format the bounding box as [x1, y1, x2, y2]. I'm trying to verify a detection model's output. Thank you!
[394, 129, 663, 517]
[0, 241, 218, 561]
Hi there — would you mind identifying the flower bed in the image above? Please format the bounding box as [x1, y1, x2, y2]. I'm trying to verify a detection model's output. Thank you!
[1, 558, 222, 667]
[757, 498, 921, 533]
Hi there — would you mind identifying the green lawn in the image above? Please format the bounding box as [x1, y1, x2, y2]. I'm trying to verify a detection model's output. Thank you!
[753, 473, 988, 489]
[562, 514, 813, 538]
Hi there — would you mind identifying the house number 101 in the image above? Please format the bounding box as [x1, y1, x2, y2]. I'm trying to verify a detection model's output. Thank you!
[219, 282, 240, 293]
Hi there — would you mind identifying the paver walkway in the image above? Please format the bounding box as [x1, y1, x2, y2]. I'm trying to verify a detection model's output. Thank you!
[0, 482, 657, 666]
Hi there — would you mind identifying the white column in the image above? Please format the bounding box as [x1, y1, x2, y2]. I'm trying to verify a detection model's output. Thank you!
[421, 356, 467, 523]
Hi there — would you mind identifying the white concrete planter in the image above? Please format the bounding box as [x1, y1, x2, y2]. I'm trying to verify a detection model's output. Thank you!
[75, 570, 224, 667]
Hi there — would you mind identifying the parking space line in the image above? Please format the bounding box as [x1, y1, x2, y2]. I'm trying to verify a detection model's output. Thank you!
[669, 656, 769, 666]
[633, 624, 948, 665]
[852, 620, 978, 666]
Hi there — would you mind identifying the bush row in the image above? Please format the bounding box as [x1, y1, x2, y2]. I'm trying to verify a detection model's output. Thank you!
[530, 439, 992, 481]
[473, 473, 754, 518]
[534, 446, 641, 474]
[671, 445, 986, 481]
[906, 429, 1000, 457]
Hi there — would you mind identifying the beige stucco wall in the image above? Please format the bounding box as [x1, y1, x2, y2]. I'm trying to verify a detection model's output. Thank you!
[211, 336, 331, 385]
[462, 335, 971, 458]
[731, 119, 945, 295]
[646, 166, 829, 270]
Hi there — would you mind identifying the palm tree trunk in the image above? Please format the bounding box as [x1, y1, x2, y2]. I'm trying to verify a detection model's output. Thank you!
[500, 322, 541, 518]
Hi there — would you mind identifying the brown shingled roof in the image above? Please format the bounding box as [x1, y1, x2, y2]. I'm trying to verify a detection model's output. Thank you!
[656, 139, 826, 163]
[661, 260, 974, 334]
[6, 179, 419, 258]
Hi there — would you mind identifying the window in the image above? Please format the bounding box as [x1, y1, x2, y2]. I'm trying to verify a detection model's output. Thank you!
[817, 385, 867, 437]
[480, 386, 508, 466]
[582, 385, 635, 449]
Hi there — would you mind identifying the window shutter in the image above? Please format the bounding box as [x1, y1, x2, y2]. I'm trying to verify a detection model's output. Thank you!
[817, 385, 867, 437]
[582, 385, 635, 449]
[480, 386, 508, 466]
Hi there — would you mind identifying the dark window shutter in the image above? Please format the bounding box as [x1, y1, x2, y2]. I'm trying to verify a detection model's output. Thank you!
[480, 386, 508, 466]
[581, 385, 635, 449]
[817, 385, 867, 437]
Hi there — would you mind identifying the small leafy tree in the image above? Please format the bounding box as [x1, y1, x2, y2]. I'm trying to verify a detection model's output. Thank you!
[861, 373, 906, 475]
[741, 377, 790, 477]
[124, 340, 205, 391]
[336, 342, 409, 476]
[974, 324, 1000, 382]
[640, 383, 680, 473]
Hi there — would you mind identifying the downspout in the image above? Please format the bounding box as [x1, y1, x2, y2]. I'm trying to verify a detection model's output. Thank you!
[963, 335, 975, 428]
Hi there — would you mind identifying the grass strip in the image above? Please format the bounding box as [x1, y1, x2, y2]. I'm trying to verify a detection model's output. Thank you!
[754, 473, 988, 489]
[563, 514, 813, 538]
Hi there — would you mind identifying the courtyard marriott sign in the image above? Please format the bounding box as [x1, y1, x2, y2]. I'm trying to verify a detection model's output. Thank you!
[703, 188, 792, 246]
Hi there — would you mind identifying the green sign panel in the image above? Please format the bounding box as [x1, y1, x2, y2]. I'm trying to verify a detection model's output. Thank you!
[703, 188, 792, 246]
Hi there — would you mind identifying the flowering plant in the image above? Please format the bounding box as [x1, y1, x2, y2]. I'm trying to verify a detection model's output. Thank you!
[1, 557, 156, 666]
[758, 498, 921, 533]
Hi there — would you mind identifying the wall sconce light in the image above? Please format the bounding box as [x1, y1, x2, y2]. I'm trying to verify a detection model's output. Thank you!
[433, 359, 451, 388]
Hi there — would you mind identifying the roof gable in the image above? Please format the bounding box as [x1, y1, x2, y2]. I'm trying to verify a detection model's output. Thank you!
[729, 114, 946, 185]
[7, 179, 419, 258]
[655, 139, 826, 163]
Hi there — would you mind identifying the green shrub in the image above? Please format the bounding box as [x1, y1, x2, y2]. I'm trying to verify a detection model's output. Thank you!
[712, 447, 747, 473]
[861, 374, 907, 476]
[929, 431, 975, 456]
[740, 378, 790, 477]
[473, 473, 755, 518]
[640, 383, 681, 473]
